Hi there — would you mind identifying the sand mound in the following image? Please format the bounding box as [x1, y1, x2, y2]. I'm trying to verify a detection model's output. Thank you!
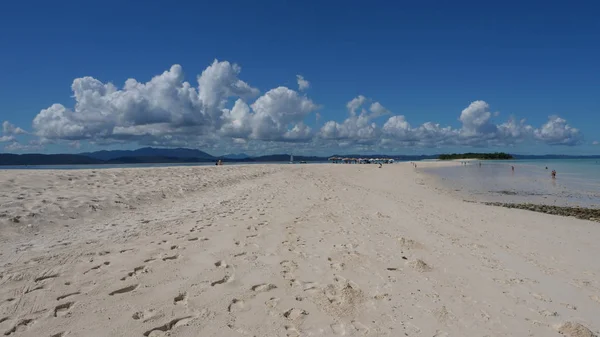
[408, 259, 432, 272]
[558, 322, 597, 337]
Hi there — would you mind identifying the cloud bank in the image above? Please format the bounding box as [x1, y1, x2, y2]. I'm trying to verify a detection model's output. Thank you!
[2, 60, 585, 153]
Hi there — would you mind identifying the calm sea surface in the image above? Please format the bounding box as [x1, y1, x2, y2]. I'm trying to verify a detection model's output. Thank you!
[424, 159, 600, 208]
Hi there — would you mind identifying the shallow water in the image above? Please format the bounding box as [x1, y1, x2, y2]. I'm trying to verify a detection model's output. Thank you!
[425, 159, 600, 208]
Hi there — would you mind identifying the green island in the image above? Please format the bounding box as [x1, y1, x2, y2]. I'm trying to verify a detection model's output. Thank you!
[438, 152, 514, 160]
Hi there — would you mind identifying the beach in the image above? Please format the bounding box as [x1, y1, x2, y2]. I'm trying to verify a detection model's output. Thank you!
[1, 163, 599, 337]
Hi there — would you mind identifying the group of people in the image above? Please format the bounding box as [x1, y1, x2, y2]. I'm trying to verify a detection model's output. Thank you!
[215, 160, 223, 166]
[512, 165, 556, 179]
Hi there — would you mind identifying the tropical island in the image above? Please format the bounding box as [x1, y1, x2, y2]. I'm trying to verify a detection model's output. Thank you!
[438, 152, 514, 160]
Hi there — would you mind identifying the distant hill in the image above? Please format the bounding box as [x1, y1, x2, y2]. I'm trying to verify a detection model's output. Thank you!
[439, 152, 513, 160]
[221, 153, 250, 160]
[2, 147, 600, 167]
[80, 147, 216, 161]
[0, 153, 103, 166]
[512, 154, 600, 159]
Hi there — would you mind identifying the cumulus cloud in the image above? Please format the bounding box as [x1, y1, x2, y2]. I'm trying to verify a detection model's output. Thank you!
[346, 95, 367, 116]
[458, 100, 497, 137]
[533, 116, 583, 145]
[3, 121, 26, 135]
[321, 98, 583, 149]
[219, 87, 317, 142]
[0, 135, 15, 142]
[296, 75, 310, 91]
[319, 96, 391, 144]
[31, 60, 317, 147]
[3, 141, 42, 152]
[23, 60, 585, 153]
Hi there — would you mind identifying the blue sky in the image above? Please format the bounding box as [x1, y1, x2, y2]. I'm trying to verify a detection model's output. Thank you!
[1, 0, 599, 155]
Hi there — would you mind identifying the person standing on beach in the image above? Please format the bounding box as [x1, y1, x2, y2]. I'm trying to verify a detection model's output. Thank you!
[511, 165, 515, 172]
[552, 170, 556, 179]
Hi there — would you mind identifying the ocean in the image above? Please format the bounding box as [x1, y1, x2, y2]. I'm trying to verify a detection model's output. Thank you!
[424, 159, 600, 208]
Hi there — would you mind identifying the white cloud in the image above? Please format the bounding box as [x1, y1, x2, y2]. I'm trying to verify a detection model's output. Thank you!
[0, 135, 15, 142]
[2, 121, 26, 135]
[322, 99, 583, 149]
[369, 102, 391, 118]
[534, 116, 583, 146]
[23, 60, 586, 153]
[296, 75, 310, 91]
[220, 87, 318, 141]
[458, 100, 497, 137]
[3, 141, 42, 152]
[346, 95, 367, 116]
[32, 61, 315, 147]
[593, 141, 599, 145]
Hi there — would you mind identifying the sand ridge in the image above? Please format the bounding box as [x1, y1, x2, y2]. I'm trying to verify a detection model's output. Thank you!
[0, 163, 599, 336]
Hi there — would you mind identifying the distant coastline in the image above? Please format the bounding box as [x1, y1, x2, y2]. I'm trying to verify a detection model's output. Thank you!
[438, 152, 513, 160]
[1, 147, 600, 166]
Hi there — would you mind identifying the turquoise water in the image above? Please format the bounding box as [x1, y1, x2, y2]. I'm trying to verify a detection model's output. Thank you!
[424, 159, 600, 208]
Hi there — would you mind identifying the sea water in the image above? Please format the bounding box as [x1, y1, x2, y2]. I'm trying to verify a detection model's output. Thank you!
[424, 159, 600, 208]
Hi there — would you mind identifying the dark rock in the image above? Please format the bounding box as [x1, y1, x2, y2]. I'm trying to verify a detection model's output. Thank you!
[484, 202, 600, 223]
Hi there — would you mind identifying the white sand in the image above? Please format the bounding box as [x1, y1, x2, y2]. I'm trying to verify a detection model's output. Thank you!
[1, 163, 598, 337]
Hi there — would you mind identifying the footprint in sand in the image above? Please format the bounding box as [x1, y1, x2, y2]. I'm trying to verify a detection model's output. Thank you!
[330, 262, 345, 271]
[4, 318, 35, 335]
[121, 266, 148, 281]
[280, 260, 298, 279]
[143, 316, 195, 337]
[214, 260, 228, 268]
[251, 283, 277, 292]
[173, 292, 187, 305]
[50, 332, 67, 337]
[56, 292, 80, 301]
[228, 299, 249, 313]
[109, 284, 139, 296]
[211, 274, 233, 287]
[54, 302, 75, 317]
[283, 308, 308, 320]
[84, 262, 110, 274]
[188, 237, 208, 242]
[285, 325, 300, 337]
[25, 285, 45, 294]
[34, 273, 59, 283]
[132, 309, 157, 322]
[162, 254, 179, 262]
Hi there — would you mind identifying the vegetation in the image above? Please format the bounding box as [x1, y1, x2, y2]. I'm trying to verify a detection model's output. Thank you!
[438, 152, 513, 160]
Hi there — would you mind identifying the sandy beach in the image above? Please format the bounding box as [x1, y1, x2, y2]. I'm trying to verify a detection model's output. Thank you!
[1, 163, 599, 337]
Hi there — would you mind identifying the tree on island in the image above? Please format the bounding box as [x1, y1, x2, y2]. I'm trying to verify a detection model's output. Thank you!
[438, 152, 513, 160]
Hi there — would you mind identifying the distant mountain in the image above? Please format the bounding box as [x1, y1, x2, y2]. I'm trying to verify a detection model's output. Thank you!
[2, 148, 600, 167]
[80, 147, 216, 161]
[512, 154, 600, 159]
[0, 153, 103, 166]
[221, 153, 250, 160]
[106, 156, 215, 164]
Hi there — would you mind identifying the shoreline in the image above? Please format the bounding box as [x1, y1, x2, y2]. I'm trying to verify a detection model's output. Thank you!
[1, 164, 599, 336]
[483, 202, 600, 223]
[418, 159, 600, 209]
